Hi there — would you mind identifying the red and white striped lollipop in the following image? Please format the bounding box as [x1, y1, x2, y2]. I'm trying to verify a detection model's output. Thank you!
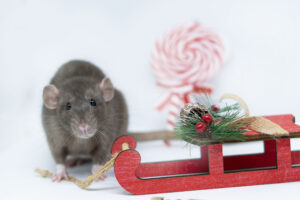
[151, 22, 225, 130]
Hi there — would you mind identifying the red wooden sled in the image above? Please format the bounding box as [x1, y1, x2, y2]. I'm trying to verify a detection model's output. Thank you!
[111, 114, 300, 195]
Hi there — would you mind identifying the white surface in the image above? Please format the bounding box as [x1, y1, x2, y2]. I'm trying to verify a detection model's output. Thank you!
[1, 0, 300, 199]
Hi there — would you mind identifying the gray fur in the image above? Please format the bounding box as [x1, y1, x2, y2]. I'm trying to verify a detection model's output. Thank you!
[42, 60, 128, 165]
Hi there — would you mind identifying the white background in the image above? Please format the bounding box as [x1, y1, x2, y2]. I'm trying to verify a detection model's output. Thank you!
[1, 0, 300, 199]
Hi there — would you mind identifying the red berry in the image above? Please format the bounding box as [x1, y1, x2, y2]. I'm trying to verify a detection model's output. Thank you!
[202, 113, 213, 125]
[195, 122, 206, 133]
[212, 105, 219, 111]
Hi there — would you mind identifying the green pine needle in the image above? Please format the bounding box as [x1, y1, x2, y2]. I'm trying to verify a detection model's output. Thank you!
[175, 97, 247, 146]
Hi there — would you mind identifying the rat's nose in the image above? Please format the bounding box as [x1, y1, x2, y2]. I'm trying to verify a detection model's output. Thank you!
[79, 124, 90, 133]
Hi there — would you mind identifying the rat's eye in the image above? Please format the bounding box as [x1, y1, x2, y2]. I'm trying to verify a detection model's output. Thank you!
[90, 99, 96, 106]
[66, 102, 72, 110]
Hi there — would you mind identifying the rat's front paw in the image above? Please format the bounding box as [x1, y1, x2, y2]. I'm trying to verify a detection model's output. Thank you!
[52, 164, 69, 182]
[92, 164, 107, 181]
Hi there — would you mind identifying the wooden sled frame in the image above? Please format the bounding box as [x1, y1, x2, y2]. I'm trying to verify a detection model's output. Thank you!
[111, 114, 300, 195]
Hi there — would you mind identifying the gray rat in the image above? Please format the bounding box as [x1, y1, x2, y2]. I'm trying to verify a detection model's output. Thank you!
[42, 60, 128, 181]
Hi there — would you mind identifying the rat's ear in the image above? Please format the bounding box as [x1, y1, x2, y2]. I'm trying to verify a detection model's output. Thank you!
[43, 84, 59, 109]
[99, 77, 114, 102]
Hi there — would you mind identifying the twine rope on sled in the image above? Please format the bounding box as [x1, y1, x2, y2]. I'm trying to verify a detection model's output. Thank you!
[220, 93, 289, 136]
[35, 142, 129, 189]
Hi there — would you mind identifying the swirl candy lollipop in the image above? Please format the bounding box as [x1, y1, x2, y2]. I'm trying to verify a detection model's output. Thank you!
[151, 22, 225, 130]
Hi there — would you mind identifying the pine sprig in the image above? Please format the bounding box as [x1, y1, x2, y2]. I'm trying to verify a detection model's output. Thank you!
[175, 98, 248, 146]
